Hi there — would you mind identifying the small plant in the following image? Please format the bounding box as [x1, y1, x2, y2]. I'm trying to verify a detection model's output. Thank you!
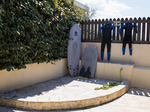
[94, 82, 120, 90]
[94, 68, 123, 90]
[120, 68, 123, 83]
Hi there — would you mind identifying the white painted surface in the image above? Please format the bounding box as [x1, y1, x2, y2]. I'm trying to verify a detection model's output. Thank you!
[0, 59, 69, 93]
[81, 42, 150, 68]
[132, 66, 150, 90]
[95, 62, 134, 81]
[67, 24, 81, 77]
[80, 42, 150, 89]
[74, 0, 89, 11]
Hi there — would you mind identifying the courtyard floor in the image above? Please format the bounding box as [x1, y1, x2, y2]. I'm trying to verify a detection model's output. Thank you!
[0, 76, 150, 112]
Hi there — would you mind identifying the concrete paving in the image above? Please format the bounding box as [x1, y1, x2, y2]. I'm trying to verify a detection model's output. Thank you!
[0, 76, 123, 102]
[0, 76, 150, 112]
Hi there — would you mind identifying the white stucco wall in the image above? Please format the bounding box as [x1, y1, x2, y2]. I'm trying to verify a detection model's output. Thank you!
[0, 58, 69, 93]
[74, 0, 89, 11]
[80, 42, 150, 90]
[132, 67, 150, 90]
[95, 62, 134, 82]
[81, 42, 150, 68]
[1, 42, 150, 92]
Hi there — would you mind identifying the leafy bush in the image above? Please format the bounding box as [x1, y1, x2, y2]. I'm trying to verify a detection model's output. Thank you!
[0, 0, 83, 71]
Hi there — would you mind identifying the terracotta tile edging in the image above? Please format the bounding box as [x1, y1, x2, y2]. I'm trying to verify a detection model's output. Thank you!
[0, 81, 131, 111]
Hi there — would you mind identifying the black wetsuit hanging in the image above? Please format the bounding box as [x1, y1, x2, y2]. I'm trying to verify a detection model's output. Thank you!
[120, 23, 137, 55]
[99, 23, 115, 61]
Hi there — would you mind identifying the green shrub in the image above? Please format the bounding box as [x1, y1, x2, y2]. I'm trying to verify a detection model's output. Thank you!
[0, 0, 83, 71]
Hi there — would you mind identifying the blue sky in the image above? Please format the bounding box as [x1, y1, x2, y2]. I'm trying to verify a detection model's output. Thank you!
[78, 0, 150, 20]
